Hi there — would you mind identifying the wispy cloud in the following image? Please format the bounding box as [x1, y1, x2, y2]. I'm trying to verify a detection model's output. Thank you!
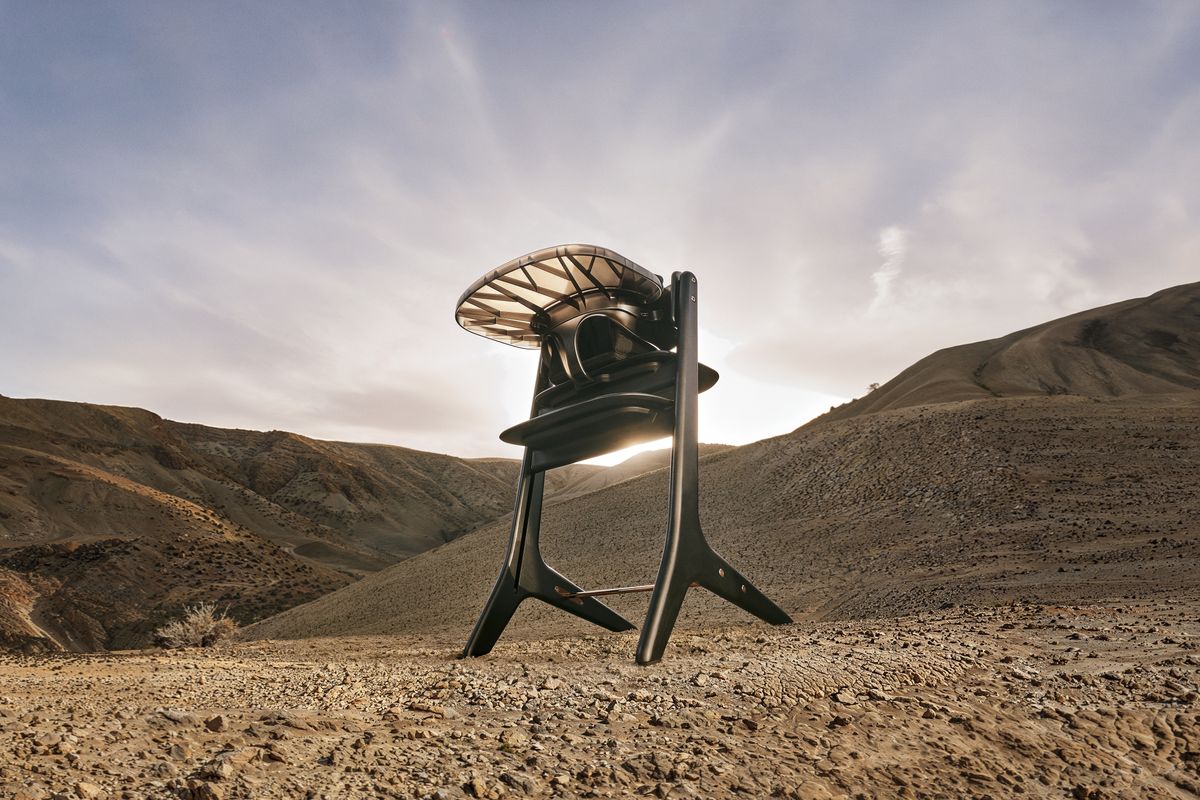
[2, 2, 1198, 453]
[868, 226, 907, 315]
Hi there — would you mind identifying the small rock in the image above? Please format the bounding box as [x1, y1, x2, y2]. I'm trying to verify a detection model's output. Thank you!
[499, 729, 529, 748]
[159, 709, 198, 725]
[199, 759, 233, 781]
[185, 780, 224, 800]
[74, 784, 103, 800]
[261, 742, 289, 764]
[203, 715, 226, 733]
[795, 781, 835, 799]
[408, 701, 447, 717]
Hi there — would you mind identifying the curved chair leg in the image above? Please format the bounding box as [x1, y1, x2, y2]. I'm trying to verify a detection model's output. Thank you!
[636, 560, 691, 665]
[637, 271, 791, 665]
[696, 549, 791, 625]
[636, 526, 791, 665]
[462, 463, 542, 659]
[462, 576, 526, 658]
[461, 560, 633, 659]
[529, 561, 635, 632]
[462, 463, 633, 659]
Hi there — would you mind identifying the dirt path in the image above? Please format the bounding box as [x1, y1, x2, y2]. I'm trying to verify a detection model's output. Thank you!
[1, 601, 1197, 799]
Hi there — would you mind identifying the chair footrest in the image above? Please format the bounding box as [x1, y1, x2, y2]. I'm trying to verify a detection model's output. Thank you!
[555, 584, 656, 599]
[554, 582, 699, 604]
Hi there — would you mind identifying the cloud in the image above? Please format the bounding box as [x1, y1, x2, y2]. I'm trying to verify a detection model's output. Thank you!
[1, 2, 1199, 454]
[868, 226, 907, 315]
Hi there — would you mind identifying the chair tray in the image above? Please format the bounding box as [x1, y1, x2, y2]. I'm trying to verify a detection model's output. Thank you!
[501, 393, 675, 471]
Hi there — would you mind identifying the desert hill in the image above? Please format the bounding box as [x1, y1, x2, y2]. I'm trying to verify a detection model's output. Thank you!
[551, 443, 733, 500]
[246, 394, 1200, 646]
[0, 398, 541, 564]
[246, 283, 1200, 651]
[0, 395, 691, 652]
[0, 398, 604, 651]
[825, 281, 1200, 423]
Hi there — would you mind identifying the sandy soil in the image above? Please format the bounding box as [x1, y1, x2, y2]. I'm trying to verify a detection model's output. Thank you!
[1, 599, 1197, 799]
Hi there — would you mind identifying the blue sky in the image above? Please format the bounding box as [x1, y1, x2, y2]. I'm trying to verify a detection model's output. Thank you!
[2, 2, 1198, 458]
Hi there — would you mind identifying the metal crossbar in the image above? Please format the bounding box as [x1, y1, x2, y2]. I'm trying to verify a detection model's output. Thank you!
[554, 582, 700, 601]
[554, 584, 652, 600]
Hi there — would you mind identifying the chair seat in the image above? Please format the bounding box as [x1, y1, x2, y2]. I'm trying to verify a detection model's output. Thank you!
[501, 393, 676, 471]
[535, 353, 719, 412]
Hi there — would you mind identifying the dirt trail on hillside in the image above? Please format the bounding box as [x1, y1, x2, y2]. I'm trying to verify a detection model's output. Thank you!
[1, 600, 1197, 799]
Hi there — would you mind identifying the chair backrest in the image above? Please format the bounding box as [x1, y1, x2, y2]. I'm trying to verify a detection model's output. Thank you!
[530, 289, 721, 416]
[542, 309, 664, 385]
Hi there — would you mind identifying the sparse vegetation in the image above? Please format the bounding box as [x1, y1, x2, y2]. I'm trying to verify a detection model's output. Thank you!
[153, 602, 237, 649]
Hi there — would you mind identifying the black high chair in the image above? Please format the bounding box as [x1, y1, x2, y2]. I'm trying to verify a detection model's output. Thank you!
[455, 244, 790, 664]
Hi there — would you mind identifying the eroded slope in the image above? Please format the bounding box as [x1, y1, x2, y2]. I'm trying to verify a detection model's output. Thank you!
[246, 394, 1200, 645]
[825, 281, 1200, 423]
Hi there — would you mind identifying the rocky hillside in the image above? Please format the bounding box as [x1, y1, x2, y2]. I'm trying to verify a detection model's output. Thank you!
[0, 398, 543, 564]
[551, 444, 733, 500]
[245, 394, 1200, 649]
[0, 397, 598, 651]
[825, 281, 1200, 422]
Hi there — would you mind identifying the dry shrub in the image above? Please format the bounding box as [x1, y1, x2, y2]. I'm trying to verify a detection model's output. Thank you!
[153, 602, 237, 649]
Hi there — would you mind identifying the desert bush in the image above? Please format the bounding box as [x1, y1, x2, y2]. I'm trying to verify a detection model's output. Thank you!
[153, 602, 237, 649]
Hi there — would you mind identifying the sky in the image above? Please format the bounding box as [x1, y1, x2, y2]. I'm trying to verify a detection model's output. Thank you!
[2, 2, 1198, 462]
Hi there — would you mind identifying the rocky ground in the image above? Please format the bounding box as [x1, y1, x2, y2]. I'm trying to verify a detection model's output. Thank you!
[1, 599, 1197, 799]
